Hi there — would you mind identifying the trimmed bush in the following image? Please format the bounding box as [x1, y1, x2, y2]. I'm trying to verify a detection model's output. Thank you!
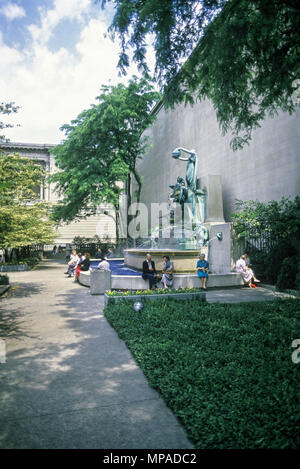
[105, 298, 300, 449]
[295, 260, 300, 291]
[0, 274, 9, 285]
[276, 257, 298, 291]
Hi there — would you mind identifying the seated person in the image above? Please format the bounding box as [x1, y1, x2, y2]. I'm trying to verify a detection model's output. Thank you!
[74, 252, 91, 282]
[94, 248, 102, 259]
[236, 254, 260, 288]
[142, 253, 159, 290]
[106, 248, 114, 258]
[65, 250, 79, 277]
[71, 252, 84, 275]
[196, 253, 209, 290]
[161, 256, 174, 289]
[97, 256, 111, 271]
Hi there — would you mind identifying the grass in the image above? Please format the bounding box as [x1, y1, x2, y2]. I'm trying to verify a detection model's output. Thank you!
[104, 298, 300, 449]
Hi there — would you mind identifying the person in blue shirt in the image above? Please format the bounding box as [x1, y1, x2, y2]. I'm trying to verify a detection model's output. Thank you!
[196, 253, 209, 290]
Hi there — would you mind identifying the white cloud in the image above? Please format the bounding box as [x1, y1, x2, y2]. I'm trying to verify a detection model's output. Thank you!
[28, 0, 91, 44]
[1, 2, 142, 144]
[0, 0, 158, 145]
[0, 2, 26, 20]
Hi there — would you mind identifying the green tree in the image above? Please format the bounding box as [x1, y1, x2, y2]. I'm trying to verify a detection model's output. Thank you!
[101, 0, 300, 149]
[231, 196, 300, 284]
[49, 76, 160, 240]
[0, 153, 55, 256]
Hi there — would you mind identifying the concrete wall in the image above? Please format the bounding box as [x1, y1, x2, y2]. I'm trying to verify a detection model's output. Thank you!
[133, 99, 300, 221]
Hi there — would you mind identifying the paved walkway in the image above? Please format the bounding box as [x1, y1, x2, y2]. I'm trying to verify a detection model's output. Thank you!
[0, 258, 193, 449]
[0, 259, 282, 449]
[206, 285, 277, 303]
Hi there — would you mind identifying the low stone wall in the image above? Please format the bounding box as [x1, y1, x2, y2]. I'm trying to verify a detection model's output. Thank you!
[0, 264, 29, 272]
[79, 269, 244, 291]
[0, 284, 10, 296]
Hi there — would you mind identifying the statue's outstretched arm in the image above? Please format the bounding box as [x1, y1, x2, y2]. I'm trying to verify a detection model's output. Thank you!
[178, 147, 194, 155]
[173, 147, 196, 161]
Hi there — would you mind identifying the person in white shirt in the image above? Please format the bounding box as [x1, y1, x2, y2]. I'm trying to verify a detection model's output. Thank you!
[0, 249, 5, 264]
[97, 256, 111, 271]
[65, 250, 79, 277]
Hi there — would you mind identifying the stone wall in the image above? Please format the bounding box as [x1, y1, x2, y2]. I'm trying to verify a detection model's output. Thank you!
[133, 99, 300, 221]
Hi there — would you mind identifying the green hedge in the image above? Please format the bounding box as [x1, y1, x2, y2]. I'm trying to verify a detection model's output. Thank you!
[104, 298, 300, 448]
[276, 256, 299, 291]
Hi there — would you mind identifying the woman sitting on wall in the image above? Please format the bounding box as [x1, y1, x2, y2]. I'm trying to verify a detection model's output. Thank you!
[236, 254, 260, 288]
[161, 256, 174, 289]
[74, 252, 91, 282]
[65, 249, 79, 277]
[196, 253, 209, 290]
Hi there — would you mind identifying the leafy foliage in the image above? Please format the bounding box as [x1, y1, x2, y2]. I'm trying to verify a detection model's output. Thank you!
[49, 76, 160, 228]
[0, 153, 55, 249]
[296, 260, 300, 290]
[102, 0, 300, 149]
[107, 286, 203, 296]
[105, 298, 300, 448]
[72, 235, 114, 256]
[232, 197, 300, 245]
[232, 197, 300, 285]
[276, 257, 298, 291]
[0, 275, 9, 285]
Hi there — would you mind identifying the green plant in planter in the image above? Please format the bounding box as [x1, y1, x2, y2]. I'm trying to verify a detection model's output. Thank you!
[107, 287, 203, 297]
[0, 274, 9, 285]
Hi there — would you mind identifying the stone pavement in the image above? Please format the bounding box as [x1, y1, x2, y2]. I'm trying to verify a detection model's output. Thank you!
[206, 285, 277, 303]
[0, 258, 281, 449]
[0, 258, 193, 449]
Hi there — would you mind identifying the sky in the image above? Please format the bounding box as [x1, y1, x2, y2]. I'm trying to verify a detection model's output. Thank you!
[0, 0, 154, 144]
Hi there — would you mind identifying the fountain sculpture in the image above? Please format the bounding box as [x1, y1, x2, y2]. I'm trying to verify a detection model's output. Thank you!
[123, 145, 243, 286]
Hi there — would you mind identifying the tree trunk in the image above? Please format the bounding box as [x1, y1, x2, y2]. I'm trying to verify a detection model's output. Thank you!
[114, 202, 120, 246]
[132, 168, 142, 204]
[127, 173, 132, 246]
[126, 168, 143, 248]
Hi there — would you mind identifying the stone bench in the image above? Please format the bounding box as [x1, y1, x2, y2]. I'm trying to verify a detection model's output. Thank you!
[79, 269, 244, 293]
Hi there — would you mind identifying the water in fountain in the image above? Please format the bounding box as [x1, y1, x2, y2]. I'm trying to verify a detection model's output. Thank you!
[136, 222, 208, 251]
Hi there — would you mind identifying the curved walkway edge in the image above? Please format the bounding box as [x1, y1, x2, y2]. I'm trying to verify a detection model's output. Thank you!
[0, 258, 193, 449]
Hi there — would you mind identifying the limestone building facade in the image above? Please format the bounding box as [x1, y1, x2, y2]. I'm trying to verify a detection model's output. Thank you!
[132, 99, 300, 221]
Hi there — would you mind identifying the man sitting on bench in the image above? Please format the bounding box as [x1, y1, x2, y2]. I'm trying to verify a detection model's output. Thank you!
[142, 253, 159, 290]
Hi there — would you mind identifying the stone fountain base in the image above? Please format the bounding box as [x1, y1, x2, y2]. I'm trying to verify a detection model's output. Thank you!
[124, 248, 207, 274]
[125, 222, 232, 275]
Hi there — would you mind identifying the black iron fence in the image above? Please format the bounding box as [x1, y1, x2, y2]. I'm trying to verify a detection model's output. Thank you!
[241, 226, 278, 255]
[231, 223, 283, 282]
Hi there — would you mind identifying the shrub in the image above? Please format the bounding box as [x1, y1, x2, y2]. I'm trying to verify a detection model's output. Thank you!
[107, 287, 203, 297]
[25, 256, 40, 267]
[232, 197, 300, 285]
[295, 261, 300, 291]
[0, 274, 9, 285]
[105, 299, 300, 449]
[276, 257, 299, 291]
